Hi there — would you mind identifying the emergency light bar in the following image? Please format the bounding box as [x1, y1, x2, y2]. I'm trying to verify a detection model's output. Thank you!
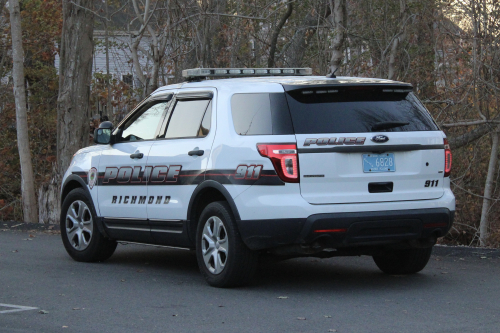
[182, 68, 312, 79]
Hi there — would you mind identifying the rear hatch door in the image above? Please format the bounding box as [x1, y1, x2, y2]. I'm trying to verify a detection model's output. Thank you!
[284, 84, 445, 204]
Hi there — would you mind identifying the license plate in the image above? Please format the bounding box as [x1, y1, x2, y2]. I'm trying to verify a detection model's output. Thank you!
[363, 153, 395, 173]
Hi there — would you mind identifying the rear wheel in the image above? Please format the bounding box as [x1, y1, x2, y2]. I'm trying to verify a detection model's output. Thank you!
[60, 188, 117, 262]
[196, 201, 258, 287]
[373, 247, 433, 275]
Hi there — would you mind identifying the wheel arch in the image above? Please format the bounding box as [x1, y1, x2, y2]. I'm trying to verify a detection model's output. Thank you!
[187, 180, 241, 243]
[61, 174, 91, 205]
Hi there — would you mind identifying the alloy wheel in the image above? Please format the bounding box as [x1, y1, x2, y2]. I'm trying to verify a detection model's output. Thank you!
[65, 200, 93, 251]
[201, 216, 229, 274]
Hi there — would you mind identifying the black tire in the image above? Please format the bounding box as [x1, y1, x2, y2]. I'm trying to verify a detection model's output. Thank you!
[60, 188, 117, 262]
[373, 247, 433, 275]
[196, 201, 258, 288]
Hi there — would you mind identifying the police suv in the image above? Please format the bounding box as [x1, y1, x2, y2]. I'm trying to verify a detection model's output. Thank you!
[60, 68, 455, 287]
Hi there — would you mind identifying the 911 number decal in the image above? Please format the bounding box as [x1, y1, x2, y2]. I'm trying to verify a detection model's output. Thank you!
[425, 180, 439, 187]
[235, 165, 263, 180]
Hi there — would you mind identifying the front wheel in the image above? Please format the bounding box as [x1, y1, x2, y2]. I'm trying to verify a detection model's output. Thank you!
[60, 188, 117, 262]
[196, 201, 258, 288]
[373, 247, 433, 275]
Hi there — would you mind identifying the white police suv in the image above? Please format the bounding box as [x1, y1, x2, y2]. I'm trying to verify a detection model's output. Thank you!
[60, 68, 455, 287]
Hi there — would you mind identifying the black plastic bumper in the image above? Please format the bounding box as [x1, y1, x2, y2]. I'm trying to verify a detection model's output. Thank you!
[237, 208, 454, 251]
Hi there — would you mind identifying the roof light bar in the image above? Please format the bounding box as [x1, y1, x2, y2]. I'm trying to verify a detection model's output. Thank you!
[182, 68, 312, 79]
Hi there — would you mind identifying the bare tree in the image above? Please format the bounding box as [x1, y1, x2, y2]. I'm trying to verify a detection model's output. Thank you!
[38, 0, 95, 224]
[328, 0, 346, 76]
[57, 0, 94, 174]
[268, 0, 293, 68]
[387, 0, 408, 80]
[8, 0, 38, 223]
[479, 130, 499, 245]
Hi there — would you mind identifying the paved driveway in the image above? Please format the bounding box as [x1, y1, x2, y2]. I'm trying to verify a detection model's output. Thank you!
[1, 227, 499, 333]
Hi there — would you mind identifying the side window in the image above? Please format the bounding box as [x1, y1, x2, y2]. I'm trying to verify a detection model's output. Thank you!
[120, 101, 169, 142]
[164, 99, 211, 139]
[198, 101, 212, 137]
[231, 94, 272, 135]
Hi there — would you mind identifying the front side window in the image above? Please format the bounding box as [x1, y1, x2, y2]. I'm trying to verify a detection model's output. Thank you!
[120, 101, 169, 141]
[164, 99, 212, 139]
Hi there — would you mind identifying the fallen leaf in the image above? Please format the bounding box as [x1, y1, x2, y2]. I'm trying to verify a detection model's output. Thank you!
[62, 326, 68, 329]
[29, 234, 35, 238]
[39, 310, 49, 314]
[121, 279, 126, 282]
[328, 330, 337, 332]
[277, 296, 288, 299]
[218, 305, 224, 307]
[480, 256, 487, 259]
[72, 308, 81, 310]
[324, 315, 332, 318]
[172, 314, 178, 317]
[297, 317, 306, 320]
[12, 250, 18, 253]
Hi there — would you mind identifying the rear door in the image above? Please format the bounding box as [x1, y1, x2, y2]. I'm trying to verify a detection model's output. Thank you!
[284, 85, 446, 204]
[146, 88, 216, 245]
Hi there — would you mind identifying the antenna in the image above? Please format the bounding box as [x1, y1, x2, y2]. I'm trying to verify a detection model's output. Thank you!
[326, 66, 340, 79]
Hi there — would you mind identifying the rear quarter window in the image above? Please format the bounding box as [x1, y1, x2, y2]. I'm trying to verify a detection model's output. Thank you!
[231, 93, 294, 135]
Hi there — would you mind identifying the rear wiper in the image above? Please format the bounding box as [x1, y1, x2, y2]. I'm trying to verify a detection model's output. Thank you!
[371, 121, 410, 131]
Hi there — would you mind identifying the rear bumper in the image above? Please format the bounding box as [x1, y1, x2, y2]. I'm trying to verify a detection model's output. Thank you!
[237, 208, 454, 250]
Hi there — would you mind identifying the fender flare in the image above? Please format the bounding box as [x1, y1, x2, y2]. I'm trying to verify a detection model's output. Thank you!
[187, 180, 241, 222]
[60, 174, 110, 238]
[61, 174, 90, 203]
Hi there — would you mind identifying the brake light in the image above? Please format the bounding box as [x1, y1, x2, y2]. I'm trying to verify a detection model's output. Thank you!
[257, 143, 299, 183]
[444, 138, 452, 177]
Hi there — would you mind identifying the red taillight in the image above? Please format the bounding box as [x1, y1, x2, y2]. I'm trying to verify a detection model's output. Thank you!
[444, 138, 452, 177]
[257, 143, 299, 183]
[313, 229, 347, 233]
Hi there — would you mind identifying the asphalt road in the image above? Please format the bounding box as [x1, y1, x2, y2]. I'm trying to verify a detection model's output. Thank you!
[1, 227, 499, 333]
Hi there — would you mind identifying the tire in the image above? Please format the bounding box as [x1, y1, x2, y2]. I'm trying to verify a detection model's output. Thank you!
[196, 201, 258, 288]
[60, 188, 117, 262]
[373, 247, 433, 275]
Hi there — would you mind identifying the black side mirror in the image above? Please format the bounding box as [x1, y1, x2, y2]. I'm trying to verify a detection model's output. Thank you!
[94, 121, 114, 144]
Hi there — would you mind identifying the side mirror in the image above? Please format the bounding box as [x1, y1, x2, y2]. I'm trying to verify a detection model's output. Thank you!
[94, 121, 114, 144]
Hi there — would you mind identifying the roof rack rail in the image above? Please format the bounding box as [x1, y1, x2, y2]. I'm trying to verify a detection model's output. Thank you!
[182, 68, 312, 80]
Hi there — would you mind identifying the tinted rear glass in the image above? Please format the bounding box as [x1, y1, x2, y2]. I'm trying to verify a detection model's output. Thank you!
[285, 88, 438, 134]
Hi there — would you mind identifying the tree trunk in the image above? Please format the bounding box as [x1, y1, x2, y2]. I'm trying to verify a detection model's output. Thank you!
[283, 1, 331, 68]
[39, 0, 94, 224]
[9, 0, 38, 223]
[57, 0, 94, 175]
[104, 0, 112, 119]
[268, 1, 293, 68]
[388, 0, 407, 80]
[328, 0, 346, 76]
[479, 130, 499, 246]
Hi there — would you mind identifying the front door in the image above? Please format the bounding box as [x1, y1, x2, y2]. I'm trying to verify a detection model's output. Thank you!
[97, 95, 172, 242]
[146, 88, 216, 246]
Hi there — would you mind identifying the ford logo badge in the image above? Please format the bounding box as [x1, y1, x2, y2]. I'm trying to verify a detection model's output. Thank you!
[371, 135, 389, 143]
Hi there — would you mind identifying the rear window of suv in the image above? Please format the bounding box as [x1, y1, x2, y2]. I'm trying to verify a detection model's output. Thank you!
[284, 87, 439, 134]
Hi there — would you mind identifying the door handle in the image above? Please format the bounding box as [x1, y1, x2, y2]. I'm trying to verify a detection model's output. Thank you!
[188, 150, 204, 156]
[130, 153, 144, 159]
